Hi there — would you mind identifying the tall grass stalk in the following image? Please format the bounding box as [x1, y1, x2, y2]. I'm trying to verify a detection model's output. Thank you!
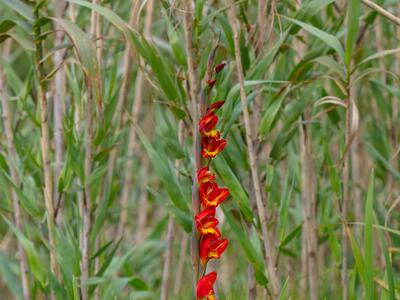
[0, 41, 31, 300]
[227, 1, 280, 297]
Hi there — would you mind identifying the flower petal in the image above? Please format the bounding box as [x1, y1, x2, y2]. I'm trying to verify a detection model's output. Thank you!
[196, 272, 217, 297]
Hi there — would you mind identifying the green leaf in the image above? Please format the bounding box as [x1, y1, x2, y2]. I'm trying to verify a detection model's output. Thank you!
[129, 35, 181, 102]
[378, 226, 395, 300]
[259, 85, 291, 137]
[296, 0, 336, 21]
[358, 48, 400, 67]
[282, 15, 344, 60]
[129, 277, 149, 291]
[278, 278, 290, 300]
[248, 33, 287, 80]
[51, 18, 99, 80]
[313, 56, 346, 80]
[67, 0, 181, 102]
[222, 207, 267, 285]
[2, 0, 33, 21]
[222, 80, 287, 130]
[165, 16, 186, 66]
[366, 143, 400, 180]
[0, 20, 16, 34]
[164, 204, 192, 233]
[3, 217, 47, 286]
[212, 155, 253, 220]
[364, 170, 375, 299]
[136, 126, 189, 212]
[346, 226, 370, 299]
[0, 250, 23, 299]
[0, 169, 41, 218]
[279, 223, 303, 250]
[345, 0, 361, 67]
[7, 31, 35, 51]
[67, 0, 129, 33]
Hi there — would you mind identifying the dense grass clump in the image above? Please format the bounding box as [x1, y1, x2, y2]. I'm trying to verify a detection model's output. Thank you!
[0, 0, 399, 299]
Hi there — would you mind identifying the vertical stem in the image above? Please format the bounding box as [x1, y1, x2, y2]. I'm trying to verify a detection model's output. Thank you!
[160, 123, 184, 300]
[173, 234, 189, 296]
[91, 0, 102, 63]
[80, 83, 94, 300]
[395, 2, 400, 120]
[255, 0, 269, 56]
[300, 229, 308, 296]
[293, 4, 309, 296]
[391, 3, 400, 196]
[53, 0, 67, 226]
[33, 5, 59, 282]
[252, 0, 272, 138]
[342, 73, 355, 300]
[160, 218, 175, 300]
[251, 1, 272, 297]
[80, 1, 103, 297]
[90, 2, 102, 299]
[293, 1, 318, 297]
[182, 0, 201, 290]
[299, 117, 318, 300]
[112, 0, 140, 125]
[0, 41, 32, 300]
[105, 0, 140, 187]
[134, 157, 150, 245]
[116, 0, 154, 238]
[252, 0, 275, 135]
[226, 1, 280, 297]
[247, 264, 257, 300]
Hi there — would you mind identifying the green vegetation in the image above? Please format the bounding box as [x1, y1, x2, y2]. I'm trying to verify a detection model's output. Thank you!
[0, 0, 399, 299]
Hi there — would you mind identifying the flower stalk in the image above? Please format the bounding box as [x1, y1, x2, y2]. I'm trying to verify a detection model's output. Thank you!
[182, 0, 201, 289]
[182, 3, 230, 298]
[195, 74, 229, 300]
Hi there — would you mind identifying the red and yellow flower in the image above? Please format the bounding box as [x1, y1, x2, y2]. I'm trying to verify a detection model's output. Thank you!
[195, 207, 220, 237]
[196, 271, 217, 300]
[201, 137, 227, 158]
[198, 111, 219, 138]
[200, 234, 229, 264]
[197, 166, 215, 184]
[199, 182, 230, 209]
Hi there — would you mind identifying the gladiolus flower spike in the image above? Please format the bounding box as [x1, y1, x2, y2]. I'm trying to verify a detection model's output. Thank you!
[195, 84, 229, 298]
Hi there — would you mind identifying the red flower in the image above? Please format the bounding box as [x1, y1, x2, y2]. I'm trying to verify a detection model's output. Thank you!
[199, 111, 220, 138]
[200, 235, 229, 264]
[197, 166, 215, 184]
[207, 79, 217, 89]
[208, 101, 225, 111]
[195, 207, 221, 237]
[215, 61, 226, 73]
[201, 137, 227, 158]
[197, 272, 217, 299]
[199, 182, 229, 208]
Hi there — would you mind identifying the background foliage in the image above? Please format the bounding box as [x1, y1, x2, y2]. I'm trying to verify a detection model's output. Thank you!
[0, 0, 399, 299]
